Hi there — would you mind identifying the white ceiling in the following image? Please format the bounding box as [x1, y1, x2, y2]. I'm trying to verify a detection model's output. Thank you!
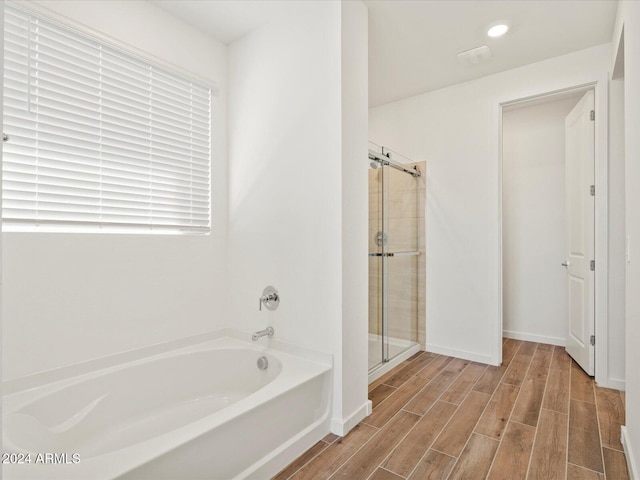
[150, 1, 305, 44]
[151, 0, 618, 107]
[366, 0, 617, 106]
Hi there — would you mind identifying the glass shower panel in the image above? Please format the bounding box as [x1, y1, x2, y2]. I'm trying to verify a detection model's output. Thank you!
[368, 162, 384, 370]
[384, 162, 419, 360]
[381, 162, 391, 363]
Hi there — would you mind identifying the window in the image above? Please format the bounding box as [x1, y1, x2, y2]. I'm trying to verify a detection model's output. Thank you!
[3, 4, 212, 233]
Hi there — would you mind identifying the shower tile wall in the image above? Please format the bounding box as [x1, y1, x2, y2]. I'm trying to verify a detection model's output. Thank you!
[369, 161, 426, 347]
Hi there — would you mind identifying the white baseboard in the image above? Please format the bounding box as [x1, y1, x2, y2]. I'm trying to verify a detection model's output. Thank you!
[503, 330, 565, 346]
[425, 343, 494, 365]
[503, 331, 625, 390]
[622, 426, 639, 480]
[330, 400, 372, 436]
[605, 377, 626, 391]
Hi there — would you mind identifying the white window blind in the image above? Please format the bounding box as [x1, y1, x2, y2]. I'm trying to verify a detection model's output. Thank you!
[2, 5, 212, 233]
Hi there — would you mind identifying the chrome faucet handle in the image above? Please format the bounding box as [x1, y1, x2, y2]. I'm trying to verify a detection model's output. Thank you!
[259, 286, 279, 311]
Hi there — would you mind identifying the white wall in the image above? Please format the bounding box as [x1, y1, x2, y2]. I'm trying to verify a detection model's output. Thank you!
[502, 96, 581, 346]
[227, 0, 341, 360]
[609, 79, 626, 389]
[227, 0, 369, 435]
[370, 44, 612, 366]
[1, 4, 4, 470]
[339, 0, 369, 433]
[2, 1, 228, 380]
[613, 1, 640, 477]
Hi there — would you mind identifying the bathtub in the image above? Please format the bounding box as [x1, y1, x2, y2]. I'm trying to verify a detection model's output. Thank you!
[2, 336, 332, 480]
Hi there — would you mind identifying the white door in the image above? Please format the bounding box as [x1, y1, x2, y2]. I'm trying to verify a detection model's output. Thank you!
[564, 90, 595, 375]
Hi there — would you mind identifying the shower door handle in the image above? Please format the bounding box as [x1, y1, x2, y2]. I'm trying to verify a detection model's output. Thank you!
[368, 251, 421, 257]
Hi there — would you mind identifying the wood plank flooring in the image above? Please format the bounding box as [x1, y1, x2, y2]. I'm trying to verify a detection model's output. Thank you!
[273, 339, 629, 480]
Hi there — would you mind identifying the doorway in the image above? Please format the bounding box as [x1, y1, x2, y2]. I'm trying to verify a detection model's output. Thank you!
[501, 88, 595, 374]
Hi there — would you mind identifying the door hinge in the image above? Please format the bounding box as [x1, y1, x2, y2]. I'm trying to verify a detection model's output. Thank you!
[590, 185, 595, 196]
[590, 110, 595, 121]
[590, 260, 595, 271]
[590, 335, 595, 346]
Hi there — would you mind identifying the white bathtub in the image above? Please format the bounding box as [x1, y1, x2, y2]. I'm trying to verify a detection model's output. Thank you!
[2, 336, 332, 480]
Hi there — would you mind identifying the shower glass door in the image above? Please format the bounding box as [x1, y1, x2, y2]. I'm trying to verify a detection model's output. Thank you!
[368, 157, 385, 369]
[384, 159, 420, 363]
[380, 160, 391, 365]
[368, 146, 421, 373]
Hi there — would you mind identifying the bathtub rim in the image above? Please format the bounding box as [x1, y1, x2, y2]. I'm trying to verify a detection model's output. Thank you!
[3, 327, 332, 395]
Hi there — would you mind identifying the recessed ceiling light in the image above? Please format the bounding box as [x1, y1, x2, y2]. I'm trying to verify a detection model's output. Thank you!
[488, 24, 509, 38]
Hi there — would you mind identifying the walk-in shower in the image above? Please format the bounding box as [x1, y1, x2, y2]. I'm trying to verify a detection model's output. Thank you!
[368, 143, 426, 381]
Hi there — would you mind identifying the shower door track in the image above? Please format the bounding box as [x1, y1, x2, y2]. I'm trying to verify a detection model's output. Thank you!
[368, 149, 422, 177]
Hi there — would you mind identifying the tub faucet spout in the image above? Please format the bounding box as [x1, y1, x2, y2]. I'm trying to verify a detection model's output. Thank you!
[252, 326, 274, 341]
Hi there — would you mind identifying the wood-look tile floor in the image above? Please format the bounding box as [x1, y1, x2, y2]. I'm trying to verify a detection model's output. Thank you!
[273, 339, 629, 480]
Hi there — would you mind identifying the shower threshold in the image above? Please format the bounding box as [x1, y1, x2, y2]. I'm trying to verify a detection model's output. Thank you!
[367, 334, 421, 384]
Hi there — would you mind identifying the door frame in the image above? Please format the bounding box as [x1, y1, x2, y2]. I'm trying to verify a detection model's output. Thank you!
[494, 74, 612, 387]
